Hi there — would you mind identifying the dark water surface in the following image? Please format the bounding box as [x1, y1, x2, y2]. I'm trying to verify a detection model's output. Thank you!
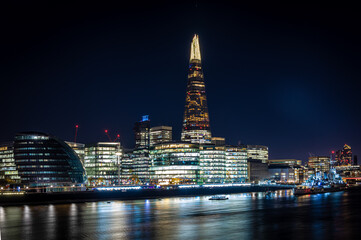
[1, 190, 360, 240]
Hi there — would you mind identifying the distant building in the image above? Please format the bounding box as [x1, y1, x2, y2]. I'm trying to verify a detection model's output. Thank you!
[247, 145, 268, 163]
[199, 145, 226, 183]
[65, 141, 85, 166]
[150, 126, 172, 146]
[84, 142, 122, 186]
[181, 35, 212, 144]
[211, 137, 226, 146]
[336, 144, 352, 166]
[150, 142, 200, 185]
[134, 115, 150, 149]
[14, 132, 86, 187]
[0, 142, 20, 185]
[247, 159, 269, 182]
[268, 164, 305, 184]
[225, 145, 247, 182]
[308, 156, 331, 174]
[268, 159, 302, 166]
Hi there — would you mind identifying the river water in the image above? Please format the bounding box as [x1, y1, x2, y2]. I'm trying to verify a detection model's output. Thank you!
[0, 190, 360, 240]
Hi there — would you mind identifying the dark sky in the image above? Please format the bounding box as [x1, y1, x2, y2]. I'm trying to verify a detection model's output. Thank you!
[2, 1, 361, 161]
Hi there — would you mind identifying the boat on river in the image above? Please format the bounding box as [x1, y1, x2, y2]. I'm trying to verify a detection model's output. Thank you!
[209, 195, 229, 200]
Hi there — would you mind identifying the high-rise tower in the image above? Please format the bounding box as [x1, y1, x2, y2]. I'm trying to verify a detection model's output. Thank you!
[181, 34, 212, 144]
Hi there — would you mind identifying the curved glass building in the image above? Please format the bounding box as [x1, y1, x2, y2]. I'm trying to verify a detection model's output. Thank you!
[14, 132, 86, 187]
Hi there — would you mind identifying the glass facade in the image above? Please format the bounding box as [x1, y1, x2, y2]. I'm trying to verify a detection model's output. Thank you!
[132, 148, 150, 184]
[84, 142, 122, 186]
[65, 141, 85, 166]
[121, 149, 136, 184]
[150, 142, 200, 185]
[225, 146, 248, 182]
[0, 142, 21, 185]
[14, 132, 86, 187]
[181, 34, 212, 144]
[199, 145, 226, 183]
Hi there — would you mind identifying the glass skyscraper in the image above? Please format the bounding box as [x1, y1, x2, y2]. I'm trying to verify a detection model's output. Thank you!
[181, 34, 212, 144]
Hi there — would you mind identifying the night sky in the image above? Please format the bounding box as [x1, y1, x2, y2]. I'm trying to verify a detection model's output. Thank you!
[2, 1, 361, 161]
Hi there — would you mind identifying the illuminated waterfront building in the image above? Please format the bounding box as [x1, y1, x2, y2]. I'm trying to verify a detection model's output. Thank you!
[247, 145, 268, 163]
[121, 149, 135, 184]
[0, 142, 21, 185]
[14, 132, 86, 187]
[150, 126, 172, 147]
[225, 145, 248, 182]
[65, 141, 85, 166]
[336, 144, 353, 166]
[132, 148, 150, 184]
[150, 142, 200, 185]
[199, 145, 226, 183]
[181, 34, 212, 144]
[84, 142, 122, 186]
[308, 156, 331, 174]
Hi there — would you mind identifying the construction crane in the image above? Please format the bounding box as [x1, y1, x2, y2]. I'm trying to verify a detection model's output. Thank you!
[74, 125, 79, 143]
[104, 129, 121, 142]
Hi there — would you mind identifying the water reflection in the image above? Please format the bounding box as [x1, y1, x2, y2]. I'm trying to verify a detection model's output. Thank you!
[1, 190, 360, 239]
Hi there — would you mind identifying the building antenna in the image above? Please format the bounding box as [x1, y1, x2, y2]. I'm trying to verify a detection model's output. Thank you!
[74, 125, 79, 143]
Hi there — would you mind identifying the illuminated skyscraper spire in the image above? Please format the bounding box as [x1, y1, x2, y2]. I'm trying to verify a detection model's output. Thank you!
[190, 34, 201, 61]
[181, 34, 212, 144]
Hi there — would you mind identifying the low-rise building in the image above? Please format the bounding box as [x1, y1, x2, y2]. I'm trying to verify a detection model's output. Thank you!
[199, 145, 226, 183]
[225, 145, 247, 182]
[84, 142, 122, 186]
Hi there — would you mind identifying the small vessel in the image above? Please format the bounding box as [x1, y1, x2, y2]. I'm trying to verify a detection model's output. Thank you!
[209, 195, 228, 200]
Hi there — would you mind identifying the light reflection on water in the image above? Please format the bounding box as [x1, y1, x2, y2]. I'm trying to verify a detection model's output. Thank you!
[0, 190, 360, 240]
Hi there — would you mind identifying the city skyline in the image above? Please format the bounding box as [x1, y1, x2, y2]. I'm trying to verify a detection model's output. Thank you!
[2, 2, 360, 161]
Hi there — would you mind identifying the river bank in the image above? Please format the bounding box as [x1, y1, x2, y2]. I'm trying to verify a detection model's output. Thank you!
[0, 185, 293, 206]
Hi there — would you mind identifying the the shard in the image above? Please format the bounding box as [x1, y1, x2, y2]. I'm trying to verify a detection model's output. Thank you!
[181, 34, 212, 144]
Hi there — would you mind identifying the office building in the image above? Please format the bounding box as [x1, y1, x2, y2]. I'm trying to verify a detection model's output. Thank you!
[121, 149, 135, 184]
[84, 142, 122, 186]
[13, 132, 86, 187]
[308, 156, 331, 173]
[132, 148, 150, 184]
[336, 144, 353, 166]
[0, 142, 21, 185]
[247, 145, 269, 163]
[150, 126, 172, 146]
[199, 145, 226, 183]
[150, 142, 200, 185]
[211, 137, 226, 146]
[247, 159, 269, 183]
[181, 34, 212, 144]
[225, 145, 248, 182]
[134, 115, 150, 149]
[268, 159, 302, 166]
